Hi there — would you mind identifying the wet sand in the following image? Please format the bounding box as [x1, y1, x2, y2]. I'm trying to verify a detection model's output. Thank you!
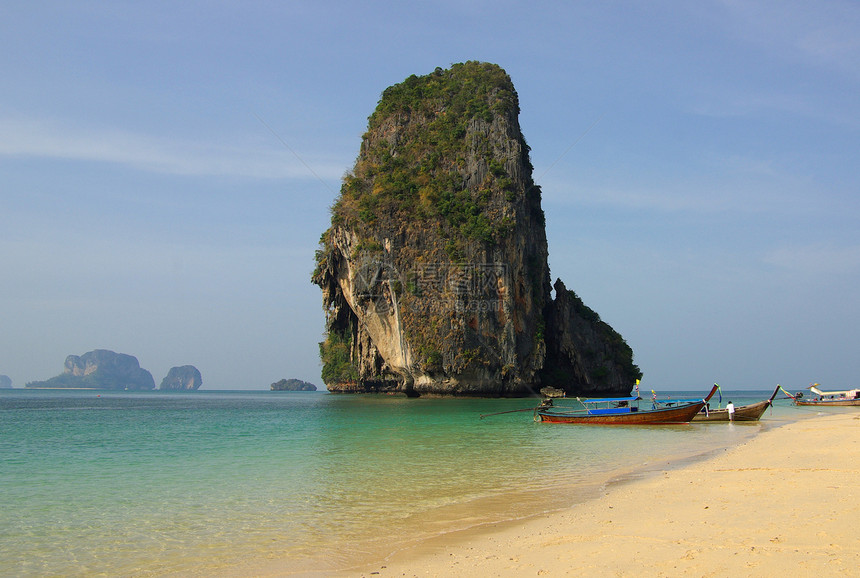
[349, 411, 860, 577]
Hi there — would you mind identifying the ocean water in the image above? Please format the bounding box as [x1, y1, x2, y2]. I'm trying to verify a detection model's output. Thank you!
[0, 388, 800, 576]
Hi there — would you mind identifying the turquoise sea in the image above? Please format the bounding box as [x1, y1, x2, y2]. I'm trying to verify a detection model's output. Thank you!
[1, 388, 804, 576]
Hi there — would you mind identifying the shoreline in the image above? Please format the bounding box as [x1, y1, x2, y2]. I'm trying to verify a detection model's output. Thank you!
[336, 411, 859, 577]
[240, 417, 773, 577]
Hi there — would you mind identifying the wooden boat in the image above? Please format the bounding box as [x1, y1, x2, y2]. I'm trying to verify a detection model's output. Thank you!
[535, 384, 719, 425]
[791, 385, 860, 407]
[691, 385, 780, 421]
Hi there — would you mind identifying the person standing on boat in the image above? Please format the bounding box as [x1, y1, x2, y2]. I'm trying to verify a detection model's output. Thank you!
[726, 401, 735, 421]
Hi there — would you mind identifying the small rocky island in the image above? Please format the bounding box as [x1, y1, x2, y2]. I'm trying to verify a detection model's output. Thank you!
[0, 374, 12, 388]
[271, 378, 317, 391]
[26, 349, 156, 390]
[312, 62, 641, 397]
[159, 365, 203, 390]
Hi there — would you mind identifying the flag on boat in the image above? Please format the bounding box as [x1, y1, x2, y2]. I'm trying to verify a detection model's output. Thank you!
[779, 385, 795, 399]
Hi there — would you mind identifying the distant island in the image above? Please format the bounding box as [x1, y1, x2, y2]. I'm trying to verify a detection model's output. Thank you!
[271, 378, 318, 391]
[23, 350, 205, 391]
[0, 374, 11, 388]
[26, 349, 156, 390]
[160, 365, 203, 390]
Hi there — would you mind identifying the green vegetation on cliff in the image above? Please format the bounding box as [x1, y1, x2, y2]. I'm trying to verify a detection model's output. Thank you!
[319, 329, 359, 385]
[330, 61, 530, 245]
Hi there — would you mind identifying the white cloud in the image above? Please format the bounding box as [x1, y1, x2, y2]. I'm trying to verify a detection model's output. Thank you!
[0, 116, 346, 182]
[540, 164, 820, 217]
[763, 243, 860, 276]
[718, 0, 860, 77]
[679, 1, 860, 128]
[686, 88, 811, 119]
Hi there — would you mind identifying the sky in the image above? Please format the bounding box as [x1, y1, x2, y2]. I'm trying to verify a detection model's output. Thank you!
[1, 1, 858, 391]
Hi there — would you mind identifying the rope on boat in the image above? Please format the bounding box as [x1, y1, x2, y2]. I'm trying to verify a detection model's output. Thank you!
[479, 406, 542, 419]
[480, 399, 553, 420]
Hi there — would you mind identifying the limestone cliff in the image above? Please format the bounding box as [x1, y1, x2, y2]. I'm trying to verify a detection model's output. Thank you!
[312, 62, 641, 396]
[541, 280, 639, 396]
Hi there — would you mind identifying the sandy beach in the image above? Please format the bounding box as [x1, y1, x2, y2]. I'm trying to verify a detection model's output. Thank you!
[347, 411, 859, 577]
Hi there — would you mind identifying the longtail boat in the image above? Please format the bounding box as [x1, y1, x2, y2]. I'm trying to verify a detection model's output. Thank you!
[535, 384, 719, 425]
[691, 385, 780, 421]
[790, 384, 860, 407]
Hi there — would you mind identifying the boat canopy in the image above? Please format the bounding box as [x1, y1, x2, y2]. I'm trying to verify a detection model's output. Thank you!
[810, 386, 860, 398]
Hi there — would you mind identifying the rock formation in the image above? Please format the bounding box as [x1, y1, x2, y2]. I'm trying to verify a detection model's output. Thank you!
[271, 378, 317, 391]
[312, 62, 641, 397]
[26, 349, 156, 390]
[159, 365, 203, 390]
[542, 279, 640, 390]
[0, 374, 12, 388]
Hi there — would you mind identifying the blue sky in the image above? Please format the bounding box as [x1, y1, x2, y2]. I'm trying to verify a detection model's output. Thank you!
[1, 1, 858, 390]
